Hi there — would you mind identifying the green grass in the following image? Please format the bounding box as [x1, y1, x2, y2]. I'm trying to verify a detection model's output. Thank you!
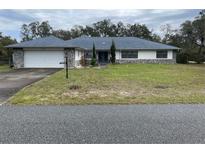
[9, 64, 205, 105]
[0, 64, 11, 73]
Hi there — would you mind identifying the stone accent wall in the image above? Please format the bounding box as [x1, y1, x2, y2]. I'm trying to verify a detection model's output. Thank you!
[13, 50, 24, 68]
[65, 49, 75, 68]
[75, 60, 82, 67]
[116, 59, 176, 64]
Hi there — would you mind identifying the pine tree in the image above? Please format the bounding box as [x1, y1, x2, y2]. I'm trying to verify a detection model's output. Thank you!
[110, 40, 116, 64]
[91, 42, 97, 66]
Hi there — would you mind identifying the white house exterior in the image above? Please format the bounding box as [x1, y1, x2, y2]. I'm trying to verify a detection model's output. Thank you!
[6, 36, 179, 68]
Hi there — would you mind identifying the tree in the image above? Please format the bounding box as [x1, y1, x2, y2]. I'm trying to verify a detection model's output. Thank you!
[115, 22, 126, 37]
[93, 19, 114, 37]
[52, 30, 72, 40]
[29, 21, 40, 39]
[192, 10, 205, 63]
[91, 43, 97, 66]
[70, 25, 84, 38]
[0, 34, 17, 57]
[160, 24, 177, 44]
[21, 19, 160, 42]
[21, 24, 32, 41]
[83, 25, 100, 37]
[161, 10, 205, 63]
[0, 32, 2, 38]
[151, 33, 161, 42]
[180, 21, 196, 50]
[37, 21, 53, 37]
[21, 21, 53, 41]
[110, 40, 116, 64]
[0, 33, 17, 65]
[127, 24, 153, 40]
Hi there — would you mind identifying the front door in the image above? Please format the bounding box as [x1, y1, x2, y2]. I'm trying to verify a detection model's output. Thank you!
[98, 52, 108, 64]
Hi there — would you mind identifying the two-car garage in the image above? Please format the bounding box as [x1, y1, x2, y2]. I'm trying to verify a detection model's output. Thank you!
[24, 50, 65, 68]
[6, 36, 73, 68]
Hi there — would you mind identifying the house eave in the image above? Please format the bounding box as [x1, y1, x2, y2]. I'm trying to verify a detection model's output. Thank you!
[6, 46, 84, 50]
[83, 48, 180, 51]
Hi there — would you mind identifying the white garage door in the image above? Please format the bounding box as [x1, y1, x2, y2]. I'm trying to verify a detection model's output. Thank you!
[24, 50, 64, 68]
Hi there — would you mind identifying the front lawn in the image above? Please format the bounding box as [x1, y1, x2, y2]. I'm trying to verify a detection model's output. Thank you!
[0, 64, 11, 73]
[9, 64, 205, 105]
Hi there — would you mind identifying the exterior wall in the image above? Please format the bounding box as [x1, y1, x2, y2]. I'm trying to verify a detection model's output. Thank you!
[13, 50, 24, 68]
[167, 50, 173, 59]
[74, 49, 84, 67]
[116, 59, 176, 64]
[117, 50, 176, 64]
[116, 51, 121, 60]
[65, 49, 75, 68]
[81, 50, 176, 66]
[120, 50, 173, 60]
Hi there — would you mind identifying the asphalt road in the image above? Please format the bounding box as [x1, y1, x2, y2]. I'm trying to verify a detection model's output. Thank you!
[0, 69, 60, 102]
[1, 104, 205, 144]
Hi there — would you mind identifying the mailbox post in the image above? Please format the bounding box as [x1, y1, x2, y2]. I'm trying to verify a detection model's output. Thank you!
[60, 52, 69, 79]
[65, 54, 68, 79]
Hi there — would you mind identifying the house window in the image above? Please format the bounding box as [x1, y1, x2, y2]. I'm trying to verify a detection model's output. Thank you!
[156, 50, 168, 58]
[85, 51, 92, 59]
[121, 51, 138, 58]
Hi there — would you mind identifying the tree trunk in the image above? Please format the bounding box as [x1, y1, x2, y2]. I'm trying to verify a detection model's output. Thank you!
[197, 38, 204, 64]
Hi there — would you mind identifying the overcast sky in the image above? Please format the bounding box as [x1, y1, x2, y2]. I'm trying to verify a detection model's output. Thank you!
[0, 9, 200, 41]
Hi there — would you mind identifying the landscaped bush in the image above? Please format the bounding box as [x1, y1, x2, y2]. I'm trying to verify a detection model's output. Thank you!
[91, 43, 97, 66]
[176, 52, 188, 64]
[90, 58, 97, 66]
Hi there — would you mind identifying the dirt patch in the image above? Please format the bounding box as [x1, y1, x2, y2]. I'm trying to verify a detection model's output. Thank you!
[63, 89, 137, 99]
[154, 85, 169, 89]
[69, 85, 81, 90]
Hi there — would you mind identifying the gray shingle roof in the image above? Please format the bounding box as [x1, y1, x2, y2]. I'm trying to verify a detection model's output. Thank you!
[66, 37, 179, 50]
[6, 35, 179, 50]
[6, 36, 76, 48]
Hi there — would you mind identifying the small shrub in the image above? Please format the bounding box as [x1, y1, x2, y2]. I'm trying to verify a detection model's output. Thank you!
[176, 53, 188, 64]
[193, 53, 205, 64]
[186, 52, 205, 64]
[91, 58, 97, 66]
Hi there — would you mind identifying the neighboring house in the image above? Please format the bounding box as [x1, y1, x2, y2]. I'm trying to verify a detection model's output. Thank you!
[6, 36, 179, 68]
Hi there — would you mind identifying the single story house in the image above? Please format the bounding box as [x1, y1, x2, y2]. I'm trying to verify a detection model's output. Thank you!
[6, 36, 179, 68]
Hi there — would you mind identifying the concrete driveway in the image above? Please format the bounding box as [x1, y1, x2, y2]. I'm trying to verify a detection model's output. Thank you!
[0, 104, 205, 144]
[0, 68, 60, 102]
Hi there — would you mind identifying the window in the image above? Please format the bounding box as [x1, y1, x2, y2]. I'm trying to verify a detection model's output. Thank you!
[156, 50, 168, 58]
[85, 51, 92, 59]
[121, 51, 138, 58]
